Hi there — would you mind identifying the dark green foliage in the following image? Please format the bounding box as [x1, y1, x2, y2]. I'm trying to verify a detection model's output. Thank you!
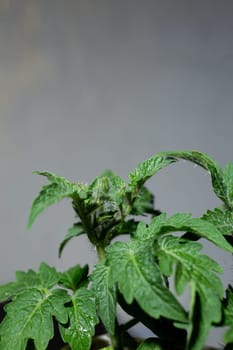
[1, 150, 233, 350]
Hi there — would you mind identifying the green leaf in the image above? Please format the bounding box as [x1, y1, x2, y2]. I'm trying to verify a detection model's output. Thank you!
[224, 162, 233, 206]
[27, 172, 86, 229]
[203, 208, 233, 236]
[102, 171, 126, 205]
[223, 286, 233, 343]
[223, 286, 233, 325]
[0, 263, 71, 350]
[0, 268, 41, 302]
[59, 264, 89, 291]
[131, 186, 157, 215]
[86, 171, 126, 231]
[59, 223, 85, 257]
[224, 328, 233, 344]
[89, 170, 126, 205]
[38, 262, 60, 288]
[0, 281, 25, 303]
[112, 220, 139, 239]
[155, 235, 223, 296]
[137, 338, 164, 350]
[0, 288, 69, 350]
[0, 263, 59, 302]
[137, 212, 233, 253]
[154, 235, 224, 350]
[106, 240, 187, 323]
[128, 155, 176, 189]
[59, 287, 98, 350]
[91, 263, 117, 335]
[160, 150, 229, 208]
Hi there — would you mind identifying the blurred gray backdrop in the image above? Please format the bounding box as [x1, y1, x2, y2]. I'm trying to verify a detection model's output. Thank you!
[1, 0, 233, 347]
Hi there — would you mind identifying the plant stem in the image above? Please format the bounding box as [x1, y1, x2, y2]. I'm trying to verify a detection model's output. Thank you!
[96, 244, 106, 262]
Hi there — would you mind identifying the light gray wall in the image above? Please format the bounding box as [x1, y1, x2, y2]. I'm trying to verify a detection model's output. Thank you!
[1, 1, 233, 347]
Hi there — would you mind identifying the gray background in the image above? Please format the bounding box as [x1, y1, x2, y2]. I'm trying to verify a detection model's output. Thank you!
[0, 1, 233, 347]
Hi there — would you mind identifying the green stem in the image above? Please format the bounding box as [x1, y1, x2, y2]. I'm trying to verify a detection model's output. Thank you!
[96, 244, 106, 262]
